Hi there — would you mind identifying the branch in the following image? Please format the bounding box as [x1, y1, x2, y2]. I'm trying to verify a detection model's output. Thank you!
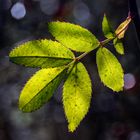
[128, 0, 140, 45]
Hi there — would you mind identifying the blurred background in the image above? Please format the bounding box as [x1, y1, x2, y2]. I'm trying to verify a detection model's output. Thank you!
[0, 0, 140, 140]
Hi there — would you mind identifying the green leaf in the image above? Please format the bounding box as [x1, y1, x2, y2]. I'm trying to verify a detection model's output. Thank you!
[96, 47, 124, 92]
[19, 66, 66, 112]
[113, 38, 124, 55]
[49, 21, 99, 52]
[102, 14, 115, 39]
[115, 16, 131, 39]
[63, 62, 92, 132]
[9, 39, 75, 68]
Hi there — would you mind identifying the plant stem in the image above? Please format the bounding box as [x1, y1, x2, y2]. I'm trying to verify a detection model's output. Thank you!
[76, 13, 132, 61]
[76, 51, 90, 61]
[128, 0, 140, 50]
[76, 38, 117, 61]
[100, 38, 113, 46]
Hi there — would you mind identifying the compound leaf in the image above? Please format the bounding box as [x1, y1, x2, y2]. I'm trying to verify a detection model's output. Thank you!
[115, 16, 131, 39]
[96, 47, 124, 92]
[113, 38, 124, 55]
[10, 39, 75, 68]
[63, 62, 92, 132]
[102, 14, 115, 39]
[19, 66, 67, 112]
[49, 21, 99, 52]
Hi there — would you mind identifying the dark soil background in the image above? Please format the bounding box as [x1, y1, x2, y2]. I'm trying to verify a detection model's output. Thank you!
[0, 0, 140, 140]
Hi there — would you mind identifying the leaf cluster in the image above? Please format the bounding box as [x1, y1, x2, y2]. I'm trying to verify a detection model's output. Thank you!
[9, 14, 131, 132]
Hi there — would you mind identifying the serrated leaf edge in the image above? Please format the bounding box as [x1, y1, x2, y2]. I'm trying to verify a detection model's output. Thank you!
[62, 62, 92, 132]
[19, 67, 67, 112]
[96, 48, 124, 92]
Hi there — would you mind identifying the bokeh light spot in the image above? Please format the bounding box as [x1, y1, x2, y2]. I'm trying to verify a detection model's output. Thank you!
[73, 2, 90, 21]
[40, 0, 59, 15]
[73, 2, 91, 27]
[124, 73, 136, 90]
[10, 2, 26, 20]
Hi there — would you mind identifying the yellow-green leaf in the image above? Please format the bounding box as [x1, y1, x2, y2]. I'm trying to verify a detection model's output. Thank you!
[115, 17, 131, 39]
[19, 66, 66, 112]
[10, 39, 75, 68]
[96, 47, 124, 92]
[63, 62, 92, 132]
[102, 14, 115, 39]
[49, 21, 99, 52]
[113, 38, 124, 55]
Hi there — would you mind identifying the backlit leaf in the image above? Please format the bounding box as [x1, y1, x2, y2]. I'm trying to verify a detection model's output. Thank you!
[96, 47, 124, 92]
[113, 38, 124, 55]
[10, 39, 75, 68]
[49, 21, 99, 52]
[19, 66, 66, 112]
[102, 14, 115, 39]
[63, 62, 92, 132]
[115, 16, 131, 39]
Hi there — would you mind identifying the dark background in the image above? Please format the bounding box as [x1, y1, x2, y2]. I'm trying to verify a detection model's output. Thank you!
[0, 0, 140, 140]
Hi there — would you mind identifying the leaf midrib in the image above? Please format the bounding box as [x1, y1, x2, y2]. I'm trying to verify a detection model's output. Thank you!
[11, 56, 74, 60]
[21, 68, 66, 111]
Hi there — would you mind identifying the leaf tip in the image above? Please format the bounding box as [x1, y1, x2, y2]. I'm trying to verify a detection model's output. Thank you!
[112, 80, 124, 92]
[18, 104, 26, 113]
[116, 47, 124, 55]
[120, 51, 124, 55]
[68, 123, 77, 132]
[18, 98, 27, 113]
[114, 87, 123, 92]
[48, 21, 57, 32]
